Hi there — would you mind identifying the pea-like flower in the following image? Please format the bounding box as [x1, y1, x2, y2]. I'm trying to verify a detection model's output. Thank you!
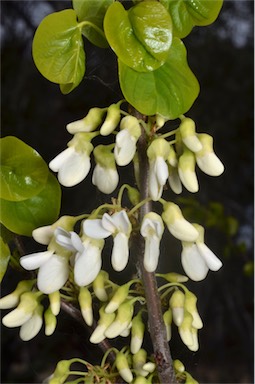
[178, 148, 199, 193]
[140, 212, 164, 272]
[20, 249, 70, 295]
[114, 116, 141, 166]
[195, 133, 224, 176]
[92, 144, 119, 194]
[147, 138, 170, 201]
[49, 133, 94, 187]
[83, 210, 132, 271]
[179, 117, 202, 153]
[55, 228, 104, 287]
[181, 224, 223, 281]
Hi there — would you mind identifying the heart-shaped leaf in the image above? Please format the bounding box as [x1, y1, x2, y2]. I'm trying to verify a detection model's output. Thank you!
[32, 9, 85, 93]
[0, 136, 49, 202]
[119, 38, 200, 119]
[104, 1, 172, 72]
[0, 173, 61, 236]
[160, 0, 223, 38]
[73, 0, 113, 48]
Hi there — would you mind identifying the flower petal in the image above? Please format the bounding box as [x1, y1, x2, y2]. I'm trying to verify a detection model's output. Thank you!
[32, 225, 53, 245]
[111, 233, 129, 271]
[111, 210, 131, 234]
[181, 244, 209, 281]
[49, 147, 74, 172]
[20, 251, 54, 271]
[2, 307, 33, 328]
[83, 219, 111, 239]
[74, 247, 101, 286]
[168, 219, 199, 242]
[196, 243, 223, 271]
[196, 152, 224, 176]
[143, 236, 160, 272]
[58, 151, 91, 187]
[92, 165, 119, 194]
[155, 157, 168, 185]
[19, 305, 43, 341]
[37, 254, 69, 294]
[114, 130, 136, 166]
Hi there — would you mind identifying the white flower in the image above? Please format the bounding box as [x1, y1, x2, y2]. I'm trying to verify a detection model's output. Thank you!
[140, 212, 164, 272]
[149, 157, 169, 201]
[83, 210, 132, 271]
[55, 228, 103, 287]
[181, 224, 223, 281]
[92, 163, 119, 194]
[20, 250, 69, 294]
[114, 115, 141, 166]
[147, 138, 170, 201]
[49, 133, 93, 187]
[162, 202, 199, 242]
[195, 134, 224, 176]
[178, 148, 199, 193]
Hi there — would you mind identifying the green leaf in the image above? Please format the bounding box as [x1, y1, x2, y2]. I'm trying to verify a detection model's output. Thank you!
[73, 0, 113, 48]
[32, 9, 85, 92]
[0, 136, 49, 202]
[0, 237, 11, 283]
[104, 1, 172, 72]
[160, 0, 223, 38]
[0, 173, 61, 236]
[119, 38, 199, 119]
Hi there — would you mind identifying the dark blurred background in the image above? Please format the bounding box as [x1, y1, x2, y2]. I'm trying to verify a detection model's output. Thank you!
[1, 1, 254, 383]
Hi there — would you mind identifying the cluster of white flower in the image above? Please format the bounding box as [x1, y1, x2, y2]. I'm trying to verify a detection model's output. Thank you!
[49, 102, 141, 194]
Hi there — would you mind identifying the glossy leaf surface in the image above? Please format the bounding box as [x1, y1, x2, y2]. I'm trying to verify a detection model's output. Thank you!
[73, 0, 113, 48]
[119, 38, 200, 119]
[0, 173, 61, 236]
[32, 9, 85, 92]
[161, 0, 223, 38]
[0, 136, 49, 202]
[104, 1, 172, 72]
[0, 237, 11, 283]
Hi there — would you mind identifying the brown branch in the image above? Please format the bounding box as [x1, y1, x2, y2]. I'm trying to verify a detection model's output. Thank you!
[132, 108, 177, 384]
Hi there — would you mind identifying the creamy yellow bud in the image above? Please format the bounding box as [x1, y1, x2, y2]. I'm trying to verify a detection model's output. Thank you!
[169, 290, 185, 326]
[131, 312, 145, 354]
[178, 148, 199, 193]
[155, 114, 167, 129]
[51, 359, 72, 382]
[160, 272, 188, 283]
[163, 308, 172, 341]
[179, 118, 202, 153]
[116, 352, 133, 383]
[195, 133, 224, 176]
[44, 307, 57, 336]
[0, 280, 34, 309]
[133, 349, 149, 377]
[90, 305, 115, 343]
[66, 107, 105, 133]
[184, 290, 203, 329]
[178, 310, 194, 348]
[92, 271, 109, 302]
[120, 115, 141, 140]
[173, 359, 185, 373]
[100, 103, 121, 136]
[167, 145, 178, 167]
[2, 292, 39, 328]
[105, 282, 131, 313]
[104, 300, 134, 338]
[78, 287, 93, 326]
[49, 291, 61, 316]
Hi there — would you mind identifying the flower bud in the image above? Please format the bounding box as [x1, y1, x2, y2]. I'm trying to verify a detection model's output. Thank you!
[179, 118, 202, 153]
[169, 290, 185, 326]
[2, 292, 39, 328]
[184, 290, 203, 329]
[147, 138, 170, 161]
[89, 306, 115, 344]
[162, 202, 199, 242]
[105, 282, 131, 313]
[185, 371, 199, 384]
[44, 307, 57, 336]
[173, 359, 185, 373]
[127, 186, 140, 206]
[133, 349, 148, 377]
[163, 308, 172, 341]
[168, 165, 182, 194]
[195, 134, 224, 176]
[132, 376, 150, 384]
[49, 291, 61, 316]
[178, 310, 194, 348]
[104, 300, 134, 338]
[131, 312, 145, 354]
[142, 362, 156, 373]
[0, 280, 34, 309]
[167, 145, 178, 167]
[100, 103, 121, 136]
[155, 114, 167, 129]
[92, 270, 109, 302]
[66, 107, 105, 133]
[51, 359, 72, 383]
[159, 272, 188, 283]
[120, 115, 141, 139]
[92, 145, 119, 194]
[178, 148, 199, 193]
[20, 303, 44, 341]
[78, 287, 93, 326]
[116, 352, 133, 383]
